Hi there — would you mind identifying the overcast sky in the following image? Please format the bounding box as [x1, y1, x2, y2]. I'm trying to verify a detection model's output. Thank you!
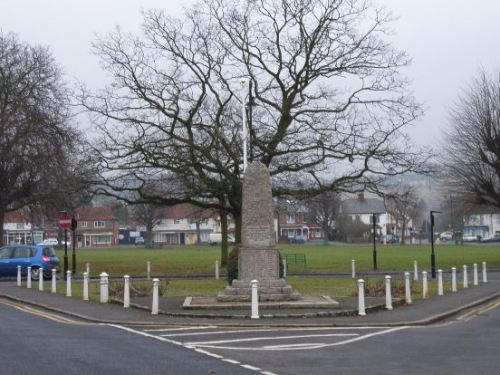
[1, 0, 500, 148]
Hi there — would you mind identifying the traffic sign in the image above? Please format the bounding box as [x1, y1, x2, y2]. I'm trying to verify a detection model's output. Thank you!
[58, 212, 72, 229]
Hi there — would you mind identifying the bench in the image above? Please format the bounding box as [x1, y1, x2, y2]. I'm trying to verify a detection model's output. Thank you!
[284, 253, 307, 271]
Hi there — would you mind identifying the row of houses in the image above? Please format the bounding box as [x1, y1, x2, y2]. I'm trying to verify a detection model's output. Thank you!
[3, 194, 499, 247]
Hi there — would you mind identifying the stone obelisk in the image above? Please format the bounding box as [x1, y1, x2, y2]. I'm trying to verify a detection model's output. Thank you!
[217, 162, 300, 302]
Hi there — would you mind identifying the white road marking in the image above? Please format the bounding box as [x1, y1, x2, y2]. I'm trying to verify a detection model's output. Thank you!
[261, 372, 280, 375]
[241, 364, 262, 371]
[194, 348, 223, 359]
[160, 326, 380, 337]
[263, 343, 326, 349]
[186, 333, 359, 346]
[143, 325, 217, 332]
[193, 326, 409, 351]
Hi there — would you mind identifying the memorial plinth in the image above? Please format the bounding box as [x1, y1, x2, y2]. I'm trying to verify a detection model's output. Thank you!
[217, 162, 300, 302]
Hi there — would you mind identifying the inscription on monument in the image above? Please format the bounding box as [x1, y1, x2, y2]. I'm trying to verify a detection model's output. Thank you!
[246, 225, 272, 247]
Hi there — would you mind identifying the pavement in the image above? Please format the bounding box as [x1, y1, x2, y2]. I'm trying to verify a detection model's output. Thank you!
[0, 273, 499, 327]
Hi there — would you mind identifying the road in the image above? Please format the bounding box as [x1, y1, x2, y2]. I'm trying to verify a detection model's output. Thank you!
[0, 298, 499, 375]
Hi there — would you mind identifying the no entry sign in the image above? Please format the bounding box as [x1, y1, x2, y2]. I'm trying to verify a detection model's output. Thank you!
[58, 212, 72, 230]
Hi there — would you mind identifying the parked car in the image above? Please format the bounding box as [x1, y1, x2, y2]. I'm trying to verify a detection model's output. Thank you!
[439, 231, 454, 241]
[208, 233, 235, 245]
[134, 236, 145, 245]
[380, 234, 399, 244]
[290, 235, 305, 244]
[40, 238, 58, 246]
[481, 234, 500, 243]
[0, 244, 60, 279]
[462, 234, 480, 242]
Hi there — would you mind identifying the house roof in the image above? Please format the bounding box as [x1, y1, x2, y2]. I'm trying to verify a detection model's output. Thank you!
[464, 204, 500, 215]
[161, 204, 217, 220]
[75, 207, 116, 221]
[4, 210, 28, 223]
[341, 198, 385, 215]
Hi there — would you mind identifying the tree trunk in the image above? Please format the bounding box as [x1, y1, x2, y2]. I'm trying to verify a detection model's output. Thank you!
[196, 221, 201, 245]
[234, 213, 242, 244]
[146, 224, 153, 248]
[220, 211, 228, 267]
[401, 217, 406, 245]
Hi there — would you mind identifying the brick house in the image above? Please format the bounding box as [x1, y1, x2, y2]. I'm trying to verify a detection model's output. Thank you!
[277, 203, 325, 242]
[2, 210, 43, 245]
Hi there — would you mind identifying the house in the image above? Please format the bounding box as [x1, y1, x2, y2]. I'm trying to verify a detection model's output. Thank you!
[276, 201, 325, 242]
[339, 193, 388, 237]
[44, 207, 119, 247]
[2, 210, 43, 245]
[152, 204, 222, 245]
[463, 205, 500, 239]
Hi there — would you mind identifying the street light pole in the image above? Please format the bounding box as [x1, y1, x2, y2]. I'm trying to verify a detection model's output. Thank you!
[240, 79, 248, 172]
[430, 210, 441, 279]
[372, 213, 377, 270]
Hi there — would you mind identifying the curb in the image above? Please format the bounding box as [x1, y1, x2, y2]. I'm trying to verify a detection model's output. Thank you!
[1, 290, 499, 328]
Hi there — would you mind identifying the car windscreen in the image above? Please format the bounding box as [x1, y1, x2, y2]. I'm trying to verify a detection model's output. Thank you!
[42, 247, 57, 257]
[0, 247, 14, 259]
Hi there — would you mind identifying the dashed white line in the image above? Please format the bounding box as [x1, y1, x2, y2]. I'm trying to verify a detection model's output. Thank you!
[194, 348, 223, 359]
[143, 325, 217, 332]
[241, 364, 262, 371]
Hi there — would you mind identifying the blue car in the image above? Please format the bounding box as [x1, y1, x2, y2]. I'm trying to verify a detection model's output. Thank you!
[0, 244, 60, 280]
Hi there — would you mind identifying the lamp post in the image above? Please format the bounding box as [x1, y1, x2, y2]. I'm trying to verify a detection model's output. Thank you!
[372, 213, 379, 270]
[240, 79, 248, 172]
[430, 210, 441, 279]
[71, 217, 77, 274]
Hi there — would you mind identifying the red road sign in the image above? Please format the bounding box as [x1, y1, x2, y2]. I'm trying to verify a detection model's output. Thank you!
[58, 212, 72, 229]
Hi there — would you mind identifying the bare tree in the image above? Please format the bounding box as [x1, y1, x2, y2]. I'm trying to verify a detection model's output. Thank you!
[78, 0, 429, 242]
[305, 191, 341, 243]
[131, 204, 162, 247]
[443, 70, 500, 209]
[384, 186, 419, 244]
[0, 32, 79, 245]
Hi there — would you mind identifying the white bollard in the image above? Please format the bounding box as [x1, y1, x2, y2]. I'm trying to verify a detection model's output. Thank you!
[83, 272, 89, 301]
[38, 269, 44, 291]
[482, 262, 488, 283]
[151, 278, 159, 315]
[251, 279, 259, 319]
[451, 267, 457, 292]
[100, 272, 109, 303]
[17, 266, 22, 287]
[422, 271, 428, 299]
[147, 261, 151, 280]
[51, 269, 57, 293]
[66, 271, 72, 297]
[385, 275, 393, 310]
[414, 260, 419, 281]
[351, 259, 356, 278]
[215, 261, 219, 280]
[282, 259, 287, 278]
[437, 269, 443, 296]
[358, 279, 366, 316]
[404, 272, 412, 304]
[27, 266, 32, 289]
[123, 275, 130, 308]
[473, 263, 478, 286]
[463, 265, 468, 288]
[86, 263, 90, 276]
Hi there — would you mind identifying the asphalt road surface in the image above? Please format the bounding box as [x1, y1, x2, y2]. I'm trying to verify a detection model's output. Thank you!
[1, 298, 499, 375]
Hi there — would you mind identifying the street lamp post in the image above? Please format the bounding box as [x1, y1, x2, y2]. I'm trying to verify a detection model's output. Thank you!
[430, 210, 441, 279]
[240, 79, 248, 172]
[372, 213, 378, 270]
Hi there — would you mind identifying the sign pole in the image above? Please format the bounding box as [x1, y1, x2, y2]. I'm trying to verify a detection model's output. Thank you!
[372, 213, 377, 270]
[71, 218, 77, 274]
[64, 229, 68, 279]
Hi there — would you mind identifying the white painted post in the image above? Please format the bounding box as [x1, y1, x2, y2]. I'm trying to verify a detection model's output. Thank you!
[482, 262, 488, 283]
[473, 263, 478, 286]
[38, 269, 44, 291]
[100, 272, 109, 303]
[51, 269, 57, 293]
[86, 263, 90, 276]
[463, 265, 468, 288]
[123, 275, 130, 308]
[251, 279, 259, 319]
[282, 259, 287, 278]
[17, 266, 21, 287]
[66, 271, 72, 297]
[27, 266, 32, 289]
[357, 279, 366, 316]
[451, 267, 457, 292]
[351, 259, 356, 278]
[437, 269, 443, 296]
[152, 278, 159, 315]
[414, 260, 419, 281]
[385, 275, 393, 310]
[215, 261, 219, 280]
[404, 272, 412, 304]
[83, 272, 89, 301]
[422, 271, 428, 299]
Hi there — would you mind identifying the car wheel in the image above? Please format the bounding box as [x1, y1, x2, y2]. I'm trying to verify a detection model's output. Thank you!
[30, 267, 41, 281]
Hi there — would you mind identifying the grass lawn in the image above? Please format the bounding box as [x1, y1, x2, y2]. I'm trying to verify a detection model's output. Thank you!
[56, 243, 500, 277]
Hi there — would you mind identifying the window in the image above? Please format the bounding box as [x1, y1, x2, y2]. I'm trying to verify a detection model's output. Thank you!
[286, 214, 295, 224]
[174, 219, 181, 224]
[81, 221, 88, 228]
[95, 235, 110, 244]
[16, 223, 24, 229]
[12, 247, 35, 258]
[94, 221, 105, 228]
[0, 247, 13, 259]
[43, 247, 57, 257]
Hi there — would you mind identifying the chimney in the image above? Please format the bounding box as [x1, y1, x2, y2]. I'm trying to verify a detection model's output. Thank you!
[357, 193, 365, 201]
